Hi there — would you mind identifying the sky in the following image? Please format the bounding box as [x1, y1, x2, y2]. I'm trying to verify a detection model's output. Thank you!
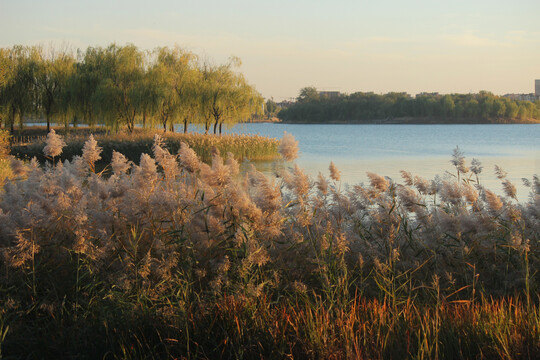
[1, 0, 539, 101]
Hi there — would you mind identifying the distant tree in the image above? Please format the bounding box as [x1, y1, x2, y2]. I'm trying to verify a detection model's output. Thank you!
[0, 46, 35, 133]
[220, 74, 263, 133]
[134, 61, 157, 129]
[465, 99, 479, 118]
[297, 86, 319, 103]
[146, 47, 200, 133]
[265, 98, 279, 118]
[65, 47, 106, 128]
[440, 95, 455, 118]
[0, 48, 11, 128]
[504, 100, 519, 119]
[517, 104, 529, 120]
[164, 47, 199, 133]
[93, 44, 145, 132]
[492, 98, 506, 118]
[32, 45, 75, 133]
[199, 57, 262, 135]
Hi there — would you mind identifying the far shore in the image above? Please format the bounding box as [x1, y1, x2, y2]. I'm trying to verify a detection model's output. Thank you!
[278, 116, 540, 125]
[3, 115, 539, 138]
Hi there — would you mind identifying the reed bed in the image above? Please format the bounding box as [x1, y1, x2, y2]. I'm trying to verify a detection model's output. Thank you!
[0, 131, 539, 359]
[10, 129, 280, 164]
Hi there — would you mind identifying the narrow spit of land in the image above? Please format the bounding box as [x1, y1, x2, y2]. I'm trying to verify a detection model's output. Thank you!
[8, 126, 281, 165]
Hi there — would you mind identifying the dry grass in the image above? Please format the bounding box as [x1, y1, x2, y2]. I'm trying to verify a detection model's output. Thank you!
[0, 132, 539, 359]
[11, 129, 280, 165]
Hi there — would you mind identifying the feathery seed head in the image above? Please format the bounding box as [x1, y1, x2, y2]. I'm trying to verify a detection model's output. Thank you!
[502, 179, 517, 199]
[329, 161, 341, 181]
[225, 153, 240, 176]
[484, 189, 503, 211]
[367, 172, 389, 192]
[82, 134, 102, 170]
[471, 158, 483, 175]
[178, 142, 200, 173]
[316, 172, 328, 195]
[43, 129, 66, 159]
[111, 151, 131, 175]
[400, 170, 414, 186]
[451, 146, 465, 168]
[494, 165, 507, 180]
[279, 132, 299, 161]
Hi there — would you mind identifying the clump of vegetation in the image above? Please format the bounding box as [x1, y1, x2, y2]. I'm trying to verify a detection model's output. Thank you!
[0, 132, 538, 359]
[11, 130, 280, 164]
[0, 130, 9, 158]
[0, 130, 14, 186]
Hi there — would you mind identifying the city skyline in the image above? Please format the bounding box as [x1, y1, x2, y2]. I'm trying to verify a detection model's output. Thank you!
[1, 0, 539, 101]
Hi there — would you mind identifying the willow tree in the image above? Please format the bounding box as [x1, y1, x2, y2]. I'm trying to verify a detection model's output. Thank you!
[177, 69, 202, 134]
[149, 46, 197, 132]
[198, 61, 217, 134]
[66, 47, 106, 128]
[218, 74, 263, 133]
[172, 49, 200, 134]
[32, 45, 75, 133]
[0, 46, 35, 133]
[136, 59, 159, 129]
[93, 44, 145, 132]
[199, 58, 262, 135]
[0, 48, 11, 128]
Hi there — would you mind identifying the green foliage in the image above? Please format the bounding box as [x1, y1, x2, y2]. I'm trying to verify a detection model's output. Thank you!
[31, 45, 76, 132]
[0, 43, 262, 134]
[279, 90, 540, 123]
[0, 130, 12, 186]
[0, 129, 9, 158]
[0, 46, 35, 132]
[297, 86, 320, 103]
[265, 98, 280, 118]
[199, 58, 263, 134]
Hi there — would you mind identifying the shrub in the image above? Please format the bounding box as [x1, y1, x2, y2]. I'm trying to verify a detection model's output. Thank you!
[0, 130, 12, 187]
[0, 130, 9, 159]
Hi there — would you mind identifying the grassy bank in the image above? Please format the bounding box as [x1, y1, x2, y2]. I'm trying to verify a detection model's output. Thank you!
[0, 133, 539, 359]
[10, 129, 280, 164]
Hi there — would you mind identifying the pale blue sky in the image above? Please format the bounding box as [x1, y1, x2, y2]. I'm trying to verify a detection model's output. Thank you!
[1, 0, 539, 100]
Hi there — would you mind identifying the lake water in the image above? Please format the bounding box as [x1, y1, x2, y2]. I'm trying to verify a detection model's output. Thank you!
[207, 123, 540, 202]
[27, 122, 540, 201]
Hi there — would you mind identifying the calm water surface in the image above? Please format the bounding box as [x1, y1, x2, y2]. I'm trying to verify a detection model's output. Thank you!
[217, 123, 540, 202]
[34, 122, 540, 201]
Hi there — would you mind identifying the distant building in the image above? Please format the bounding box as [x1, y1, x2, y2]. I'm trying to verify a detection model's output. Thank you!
[276, 100, 294, 109]
[318, 91, 341, 99]
[536, 79, 540, 97]
[416, 92, 440, 97]
[503, 93, 539, 102]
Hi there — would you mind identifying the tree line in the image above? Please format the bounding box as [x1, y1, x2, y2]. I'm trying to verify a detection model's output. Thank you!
[278, 86, 540, 123]
[0, 44, 263, 134]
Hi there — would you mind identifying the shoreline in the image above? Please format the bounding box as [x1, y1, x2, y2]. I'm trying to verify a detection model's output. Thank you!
[278, 116, 540, 125]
